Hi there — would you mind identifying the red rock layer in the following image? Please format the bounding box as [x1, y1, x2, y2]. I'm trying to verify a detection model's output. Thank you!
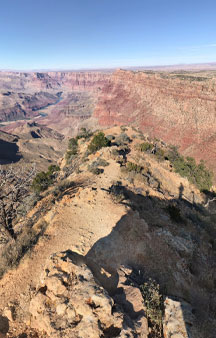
[94, 70, 216, 173]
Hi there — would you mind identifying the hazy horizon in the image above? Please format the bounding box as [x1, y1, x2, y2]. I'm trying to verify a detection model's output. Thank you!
[1, 61, 216, 73]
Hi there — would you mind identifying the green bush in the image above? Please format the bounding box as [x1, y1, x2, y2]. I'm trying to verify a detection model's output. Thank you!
[88, 132, 110, 153]
[32, 171, 53, 193]
[47, 164, 60, 174]
[126, 161, 143, 173]
[140, 142, 154, 152]
[167, 148, 213, 191]
[140, 278, 163, 338]
[68, 137, 78, 156]
[32, 164, 60, 193]
[76, 127, 93, 140]
[68, 137, 78, 148]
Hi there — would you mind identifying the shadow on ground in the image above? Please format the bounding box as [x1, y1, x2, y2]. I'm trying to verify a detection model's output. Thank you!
[0, 139, 22, 164]
[84, 184, 216, 337]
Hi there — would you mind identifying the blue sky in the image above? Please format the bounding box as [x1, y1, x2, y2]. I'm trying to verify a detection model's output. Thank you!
[1, 0, 216, 70]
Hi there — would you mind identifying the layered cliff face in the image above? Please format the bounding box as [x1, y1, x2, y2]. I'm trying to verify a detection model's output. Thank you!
[46, 71, 111, 91]
[0, 71, 111, 92]
[94, 70, 216, 173]
[0, 71, 111, 125]
[0, 91, 61, 122]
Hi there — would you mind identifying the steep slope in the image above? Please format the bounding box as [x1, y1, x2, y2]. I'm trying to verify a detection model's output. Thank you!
[0, 127, 215, 337]
[94, 69, 216, 174]
[0, 123, 66, 170]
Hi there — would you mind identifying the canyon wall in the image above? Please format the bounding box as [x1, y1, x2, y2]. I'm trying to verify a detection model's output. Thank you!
[0, 71, 111, 92]
[0, 71, 111, 123]
[94, 69, 216, 172]
[1, 69, 216, 173]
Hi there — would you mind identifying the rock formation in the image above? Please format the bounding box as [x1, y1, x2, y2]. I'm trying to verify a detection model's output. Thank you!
[94, 69, 216, 173]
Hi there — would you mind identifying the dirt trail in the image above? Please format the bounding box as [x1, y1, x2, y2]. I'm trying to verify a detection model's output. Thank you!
[0, 162, 126, 320]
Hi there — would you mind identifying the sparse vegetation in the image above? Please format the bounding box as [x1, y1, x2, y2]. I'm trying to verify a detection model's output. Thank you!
[88, 166, 104, 175]
[155, 148, 165, 161]
[126, 161, 143, 173]
[65, 137, 78, 163]
[88, 160, 106, 175]
[68, 137, 78, 154]
[167, 147, 213, 191]
[109, 181, 127, 202]
[139, 141, 213, 191]
[115, 132, 131, 146]
[76, 127, 93, 140]
[140, 278, 163, 338]
[53, 179, 74, 195]
[93, 158, 109, 167]
[32, 165, 60, 193]
[88, 132, 110, 153]
[139, 142, 154, 152]
[0, 219, 48, 278]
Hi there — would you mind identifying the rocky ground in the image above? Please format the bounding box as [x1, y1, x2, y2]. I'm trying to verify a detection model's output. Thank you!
[0, 126, 215, 337]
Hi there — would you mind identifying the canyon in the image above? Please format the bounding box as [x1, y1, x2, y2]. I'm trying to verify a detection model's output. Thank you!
[0, 68, 216, 178]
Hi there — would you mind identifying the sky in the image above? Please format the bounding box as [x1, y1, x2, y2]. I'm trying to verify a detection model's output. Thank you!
[1, 0, 216, 70]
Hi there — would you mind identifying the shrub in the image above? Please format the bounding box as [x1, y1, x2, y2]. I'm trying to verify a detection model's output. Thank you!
[32, 164, 60, 193]
[167, 148, 213, 191]
[88, 166, 104, 175]
[47, 164, 60, 174]
[106, 134, 115, 141]
[126, 161, 143, 173]
[140, 142, 154, 152]
[68, 137, 78, 149]
[68, 137, 78, 156]
[94, 158, 109, 167]
[140, 278, 163, 338]
[65, 151, 77, 163]
[76, 127, 93, 140]
[109, 181, 127, 202]
[32, 171, 53, 193]
[155, 148, 165, 161]
[115, 133, 131, 146]
[88, 160, 107, 174]
[88, 132, 110, 153]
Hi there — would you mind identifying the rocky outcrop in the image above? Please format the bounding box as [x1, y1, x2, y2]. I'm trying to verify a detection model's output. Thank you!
[29, 251, 148, 337]
[94, 69, 216, 173]
[163, 297, 195, 338]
